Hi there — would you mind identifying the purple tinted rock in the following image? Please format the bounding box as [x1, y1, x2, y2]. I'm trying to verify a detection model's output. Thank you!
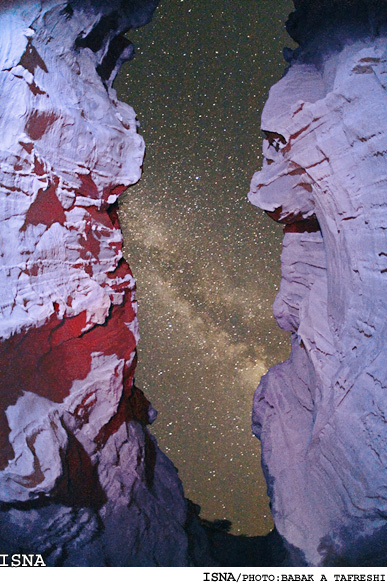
[249, 3, 387, 565]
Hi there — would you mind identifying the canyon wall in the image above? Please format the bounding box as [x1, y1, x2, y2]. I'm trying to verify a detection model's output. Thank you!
[4, 0, 387, 568]
[0, 0, 210, 566]
[249, 0, 387, 566]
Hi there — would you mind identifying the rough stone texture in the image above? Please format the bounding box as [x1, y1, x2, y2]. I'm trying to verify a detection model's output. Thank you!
[249, 0, 387, 566]
[0, 0, 211, 566]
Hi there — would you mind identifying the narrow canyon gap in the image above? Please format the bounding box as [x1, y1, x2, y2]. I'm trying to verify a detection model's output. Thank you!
[115, 0, 293, 537]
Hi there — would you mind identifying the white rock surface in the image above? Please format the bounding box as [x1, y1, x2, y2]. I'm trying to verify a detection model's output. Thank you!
[249, 23, 387, 565]
[0, 0, 211, 566]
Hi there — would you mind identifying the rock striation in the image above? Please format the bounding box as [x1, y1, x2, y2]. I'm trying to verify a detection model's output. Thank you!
[249, 0, 387, 566]
[0, 0, 211, 566]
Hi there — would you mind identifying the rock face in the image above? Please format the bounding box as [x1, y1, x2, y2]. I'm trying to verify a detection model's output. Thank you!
[0, 0, 208, 566]
[249, 0, 387, 566]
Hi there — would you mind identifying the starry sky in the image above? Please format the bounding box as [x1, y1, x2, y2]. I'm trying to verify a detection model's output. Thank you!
[115, 0, 295, 536]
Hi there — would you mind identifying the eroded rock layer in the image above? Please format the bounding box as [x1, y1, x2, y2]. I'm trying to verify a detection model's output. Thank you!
[249, 0, 387, 566]
[0, 0, 207, 566]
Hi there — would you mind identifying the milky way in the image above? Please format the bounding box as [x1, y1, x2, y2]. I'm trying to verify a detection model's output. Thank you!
[115, 0, 295, 536]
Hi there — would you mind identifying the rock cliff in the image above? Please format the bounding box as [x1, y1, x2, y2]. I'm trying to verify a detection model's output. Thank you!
[249, 0, 387, 566]
[0, 0, 210, 566]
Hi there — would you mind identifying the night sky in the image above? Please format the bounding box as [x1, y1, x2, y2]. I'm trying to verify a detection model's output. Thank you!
[115, 0, 295, 536]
